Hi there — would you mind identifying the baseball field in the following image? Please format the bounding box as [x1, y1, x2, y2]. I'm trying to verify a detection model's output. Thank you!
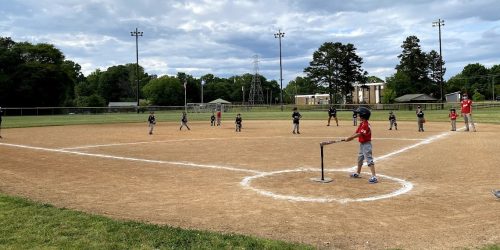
[0, 110, 499, 249]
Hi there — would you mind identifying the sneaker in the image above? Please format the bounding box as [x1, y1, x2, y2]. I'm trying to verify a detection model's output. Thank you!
[297, 131, 300, 134]
[292, 131, 296, 134]
[350, 173, 361, 178]
[369, 176, 378, 184]
[493, 190, 500, 198]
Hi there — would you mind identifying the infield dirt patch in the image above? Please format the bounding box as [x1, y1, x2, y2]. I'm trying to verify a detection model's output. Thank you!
[0, 120, 499, 249]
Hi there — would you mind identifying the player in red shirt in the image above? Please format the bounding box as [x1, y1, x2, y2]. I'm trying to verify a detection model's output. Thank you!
[460, 94, 476, 132]
[322, 107, 377, 183]
[216, 110, 222, 126]
[449, 108, 458, 131]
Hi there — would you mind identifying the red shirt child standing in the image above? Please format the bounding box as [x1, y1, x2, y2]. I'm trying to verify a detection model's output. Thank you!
[449, 108, 457, 131]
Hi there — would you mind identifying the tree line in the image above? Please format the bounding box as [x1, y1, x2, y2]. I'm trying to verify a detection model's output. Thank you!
[1, 35, 499, 108]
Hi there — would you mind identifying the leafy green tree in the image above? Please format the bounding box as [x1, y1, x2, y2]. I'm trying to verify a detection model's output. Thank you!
[97, 65, 134, 103]
[385, 71, 411, 100]
[304, 42, 366, 104]
[472, 90, 485, 101]
[142, 75, 183, 105]
[0, 37, 82, 107]
[427, 50, 446, 97]
[490, 64, 500, 99]
[462, 63, 489, 97]
[394, 36, 432, 95]
[366, 76, 384, 83]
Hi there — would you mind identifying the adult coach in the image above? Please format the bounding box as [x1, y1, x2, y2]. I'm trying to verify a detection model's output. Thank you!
[0, 106, 3, 138]
[460, 93, 476, 132]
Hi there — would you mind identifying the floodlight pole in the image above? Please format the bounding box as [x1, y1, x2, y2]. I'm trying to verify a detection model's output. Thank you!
[184, 80, 187, 113]
[131, 28, 143, 113]
[201, 79, 204, 104]
[274, 29, 285, 111]
[432, 19, 445, 102]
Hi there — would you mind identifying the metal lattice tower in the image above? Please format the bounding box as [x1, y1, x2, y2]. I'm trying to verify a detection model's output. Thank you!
[249, 55, 264, 105]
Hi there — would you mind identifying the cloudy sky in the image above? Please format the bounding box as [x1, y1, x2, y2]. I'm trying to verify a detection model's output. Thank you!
[1, 0, 499, 85]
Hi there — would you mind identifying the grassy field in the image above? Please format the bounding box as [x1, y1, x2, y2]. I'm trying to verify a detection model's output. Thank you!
[2, 107, 500, 128]
[0, 194, 312, 249]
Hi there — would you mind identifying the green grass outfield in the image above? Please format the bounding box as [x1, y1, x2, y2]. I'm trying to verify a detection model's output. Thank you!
[2, 107, 500, 128]
[0, 194, 312, 249]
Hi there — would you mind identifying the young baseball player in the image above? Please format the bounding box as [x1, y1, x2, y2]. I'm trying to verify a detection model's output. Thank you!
[388, 111, 397, 130]
[416, 105, 425, 132]
[292, 107, 302, 134]
[352, 108, 357, 126]
[210, 112, 216, 126]
[460, 93, 476, 132]
[0, 106, 3, 139]
[180, 112, 190, 130]
[235, 113, 242, 132]
[147, 111, 156, 135]
[449, 108, 458, 131]
[327, 106, 338, 126]
[216, 110, 222, 126]
[345, 107, 377, 183]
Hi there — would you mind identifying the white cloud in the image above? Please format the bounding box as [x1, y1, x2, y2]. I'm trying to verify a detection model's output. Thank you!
[1, 0, 499, 85]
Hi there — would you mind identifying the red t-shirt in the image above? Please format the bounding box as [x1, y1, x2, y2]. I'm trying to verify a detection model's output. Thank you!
[356, 120, 371, 143]
[449, 112, 457, 120]
[461, 99, 472, 114]
[217, 111, 221, 118]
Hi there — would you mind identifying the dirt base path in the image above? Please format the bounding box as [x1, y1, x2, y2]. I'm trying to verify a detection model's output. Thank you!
[0, 120, 499, 249]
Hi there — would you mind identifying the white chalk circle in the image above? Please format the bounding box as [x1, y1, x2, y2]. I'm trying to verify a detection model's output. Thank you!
[240, 168, 413, 204]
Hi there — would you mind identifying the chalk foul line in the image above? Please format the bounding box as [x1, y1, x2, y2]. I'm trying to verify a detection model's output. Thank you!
[0, 142, 260, 174]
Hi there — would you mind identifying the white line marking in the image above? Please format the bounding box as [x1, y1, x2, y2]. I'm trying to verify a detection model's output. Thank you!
[239, 128, 464, 203]
[61, 136, 424, 150]
[0, 142, 261, 174]
[240, 168, 413, 204]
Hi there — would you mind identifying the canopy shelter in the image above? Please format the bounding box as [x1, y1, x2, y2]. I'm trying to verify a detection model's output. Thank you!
[208, 98, 231, 104]
[394, 94, 438, 103]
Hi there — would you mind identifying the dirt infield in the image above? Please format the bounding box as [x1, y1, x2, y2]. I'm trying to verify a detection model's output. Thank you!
[0, 120, 499, 249]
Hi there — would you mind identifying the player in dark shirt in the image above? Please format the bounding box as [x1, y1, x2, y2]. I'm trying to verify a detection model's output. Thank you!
[235, 114, 242, 132]
[292, 107, 302, 134]
[210, 112, 216, 126]
[388, 111, 397, 130]
[416, 106, 425, 132]
[327, 106, 338, 126]
[180, 112, 191, 130]
[147, 111, 156, 135]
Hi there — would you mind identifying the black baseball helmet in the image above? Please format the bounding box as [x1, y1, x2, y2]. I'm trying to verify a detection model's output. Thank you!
[355, 107, 371, 120]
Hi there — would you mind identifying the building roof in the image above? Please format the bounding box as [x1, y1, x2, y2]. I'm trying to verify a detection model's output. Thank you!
[208, 98, 231, 104]
[108, 102, 137, 107]
[295, 93, 330, 98]
[394, 94, 438, 102]
[445, 91, 461, 96]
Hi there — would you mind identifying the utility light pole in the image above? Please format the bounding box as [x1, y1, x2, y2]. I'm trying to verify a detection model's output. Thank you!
[274, 29, 285, 111]
[432, 19, 445, 101]
[130, 28, 143, 112]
